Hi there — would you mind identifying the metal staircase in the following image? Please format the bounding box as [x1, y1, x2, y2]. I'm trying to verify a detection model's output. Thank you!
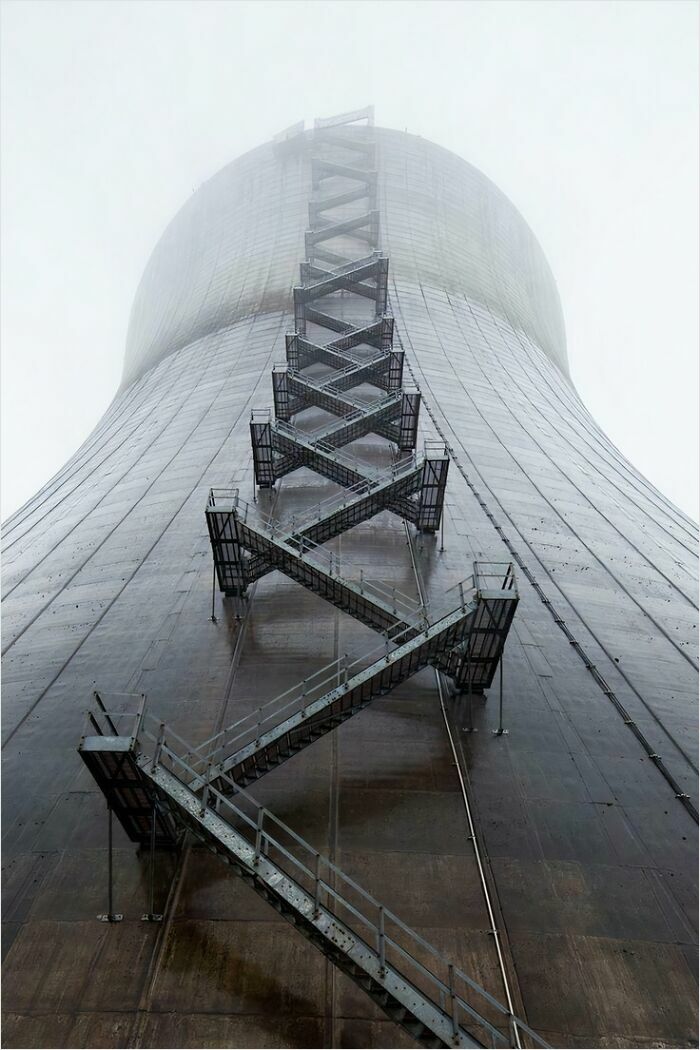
[184, 569, 514, 793]
[79, 697, 549, 1050]
[79, 109, 531, 1048]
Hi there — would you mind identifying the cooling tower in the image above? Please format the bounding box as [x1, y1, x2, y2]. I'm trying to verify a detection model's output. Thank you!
[2, 110, 697, 1049]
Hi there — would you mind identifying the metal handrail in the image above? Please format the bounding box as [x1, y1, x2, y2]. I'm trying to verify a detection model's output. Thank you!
[271, 421, 382, 477]
[99, 711, 549, 1049]
[183, 615, 437, 770]
[273, 456, 420, 538]
[291, 352, 388, 389]
[207, 487, 239, 511]
[277, 398, 402, 449]
[299, 253, 383, 290]
[289, 391, 401, 441]
[180, 573, 490, 773]
[472, 562, 519, 598]
[294, 335, 367, 368]
[209, 488, 430, 626]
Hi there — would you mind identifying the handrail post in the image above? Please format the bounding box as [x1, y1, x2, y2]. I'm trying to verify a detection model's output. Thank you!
[377, 905, 386, 977]
[493, 655, 508, 737]
[448, 963, 459, 1041]
[199, 762, 212, 817]
[151, 722, 166, 774]
[254, 808, 264, 867]
[463, 645, 476, 734]
[314, 852, 322, 918]
[93, 690, 118, 735]
[132, 693, 147, 753]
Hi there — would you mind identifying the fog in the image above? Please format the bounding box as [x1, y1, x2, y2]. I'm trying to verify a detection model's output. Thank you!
[1, 0, 698, 519]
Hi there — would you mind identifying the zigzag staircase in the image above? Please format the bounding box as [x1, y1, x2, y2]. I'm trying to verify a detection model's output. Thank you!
[79, 108, 535, 1048]
[206, 486, 518, 688]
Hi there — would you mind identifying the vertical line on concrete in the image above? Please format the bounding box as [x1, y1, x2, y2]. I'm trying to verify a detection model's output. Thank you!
[402, 520, 527, 1044]
[128, 843, 192, 1048]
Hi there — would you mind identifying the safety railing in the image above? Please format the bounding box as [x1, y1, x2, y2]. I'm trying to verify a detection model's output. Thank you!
[250, 407, 272, 423]
[274, 416, 398, 461]
[82, 690, 147, 744]
[316, 354, 388, 388]
[207, 487, 429, 625]
[472, 562, 518, 597]
[288, 390, 401, 438]
[423, 439, 449, 460]
[295, 336, 368, 368]
[273, 458, 419, 537]
[181, 620, 421, 773]
[85, 704, 548, 1049]
[178, 571, 490, 777]
[289, 351, 389, 389]
[318, 250, 382, 277]
[207, 487, 239, 513]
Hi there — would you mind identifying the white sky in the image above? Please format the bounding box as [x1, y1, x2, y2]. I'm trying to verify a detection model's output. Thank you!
[1, 0, 698, 520]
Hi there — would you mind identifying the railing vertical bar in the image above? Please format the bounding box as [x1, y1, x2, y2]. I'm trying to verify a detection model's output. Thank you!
[378, 905, 386, 977]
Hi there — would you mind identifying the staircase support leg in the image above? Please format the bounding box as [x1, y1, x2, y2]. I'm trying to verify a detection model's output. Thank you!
[378, 904, 386, 977]
[211, 562, 217, 623]
[493, 656, 508, 737]
[462, 650, 477, 734]
[142, 801, 163, 922]
[98, 803, 123, 923]
[448, 963, 459, 1042]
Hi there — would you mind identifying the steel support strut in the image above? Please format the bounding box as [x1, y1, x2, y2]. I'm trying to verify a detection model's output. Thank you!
[493, 656, 508, 737]
[97, 802, 123, 923]
[142, 800, 163, 922]
[190, 111, 526, 1047]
